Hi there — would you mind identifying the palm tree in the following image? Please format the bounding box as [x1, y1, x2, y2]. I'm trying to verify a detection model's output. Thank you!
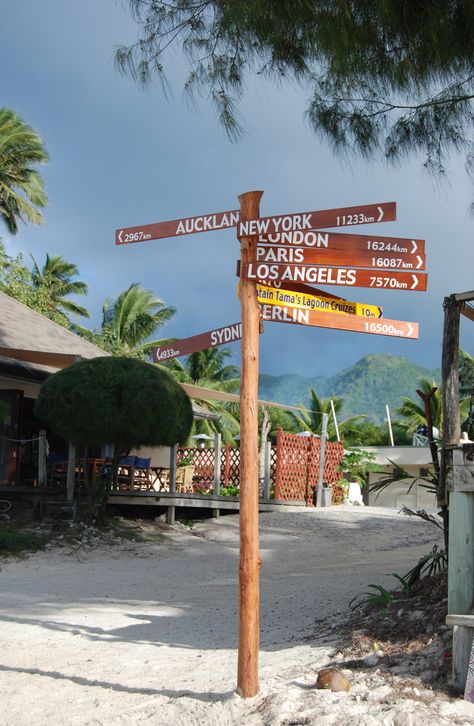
[30, 253, 90, 320]
[165, 348, 240, 443]
[185, 347, 239, 384]
[396, 378, 443, 436]
[74, 283, 176, 358]
[287, 388, 365, 441]
[0, 108, 49, 234]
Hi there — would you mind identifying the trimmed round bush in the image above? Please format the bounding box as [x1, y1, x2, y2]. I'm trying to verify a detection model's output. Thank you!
[35, 356, 193, 451]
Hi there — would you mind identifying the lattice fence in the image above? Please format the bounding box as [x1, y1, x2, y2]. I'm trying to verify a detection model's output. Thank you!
[274, 430, 344, 506]
[177, 445, 277, 490]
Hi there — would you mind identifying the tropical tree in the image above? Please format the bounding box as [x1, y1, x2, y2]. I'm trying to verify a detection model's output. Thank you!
[116, 2, 474, 198]
[30, 253, 90, 320]
[0, 108, 48, 234]
[0, 243, 67, 325]
[286, 388, 365, 441]
[34, 356, 193, 521]
[396, 378, 443, 437]
[165, 347, 240, 443]
[185, 347, 239, 384]
[74, 283, 176, 358]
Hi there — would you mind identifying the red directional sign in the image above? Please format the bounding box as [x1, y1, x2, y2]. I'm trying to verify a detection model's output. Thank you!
[238, 202, 396, 238]
[256, 230, 425, 256]
[152, 322, 245, 362]
[241, 262, 428, 291]
[259, 304, 419, 339]
[255, 244, 426, 271]
[116, 209, 240, 245]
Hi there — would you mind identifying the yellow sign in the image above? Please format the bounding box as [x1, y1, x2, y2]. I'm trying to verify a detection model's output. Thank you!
[256, 284, 383, 318]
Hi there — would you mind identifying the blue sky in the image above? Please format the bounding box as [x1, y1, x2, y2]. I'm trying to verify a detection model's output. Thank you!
[2, 1, 474, 386]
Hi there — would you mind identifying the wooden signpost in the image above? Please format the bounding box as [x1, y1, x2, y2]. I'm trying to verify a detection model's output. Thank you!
[256, 283, 383, 319]
[259, 304, 418, 339]
[238, 201, 396, 237]
[152, 322, 244, 362]
[242, 263, 428, 291]
[115, 209, 240, 244]
[256, 229, 425, 255]
[255, 244, 426, 270]
[116, 191, 427, 701]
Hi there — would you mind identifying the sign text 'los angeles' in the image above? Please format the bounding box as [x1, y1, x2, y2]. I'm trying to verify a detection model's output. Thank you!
[241, 262, 428, 291]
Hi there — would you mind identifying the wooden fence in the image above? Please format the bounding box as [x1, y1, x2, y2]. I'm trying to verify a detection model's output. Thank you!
[178, 431, 343, 504]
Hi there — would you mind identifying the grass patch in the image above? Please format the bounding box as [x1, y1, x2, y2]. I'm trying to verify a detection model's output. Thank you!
[0, 525, 48, 556]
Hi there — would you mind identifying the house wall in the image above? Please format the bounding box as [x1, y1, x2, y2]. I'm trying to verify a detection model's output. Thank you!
[367, 465, 437, 509]
[131, 445, 171, 468]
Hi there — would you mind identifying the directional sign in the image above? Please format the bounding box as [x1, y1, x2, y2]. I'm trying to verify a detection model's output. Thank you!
[241, 262, 428, 291]
[256, 284, 383, 319]
[116, 209, 240, 245]
[255, 244, 426, 271]
[238, 202, 396, 238]
[259, 304, 419, 339]
[256, 230, 425, 256]
[152, 321, 244, 362]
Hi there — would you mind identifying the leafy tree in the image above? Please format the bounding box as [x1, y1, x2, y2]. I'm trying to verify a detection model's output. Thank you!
[73, 283, 175, 358]
[0, 243, 68, 325]
[0, 108, 48, 234]
[117, 2, 474, 195]
[286, 388, 365, 441]
[34, 356, 193, 520]
[30, 253, 90, 320]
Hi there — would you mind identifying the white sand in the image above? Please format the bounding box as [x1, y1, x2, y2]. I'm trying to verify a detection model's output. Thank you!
[0, 506, 472, 725]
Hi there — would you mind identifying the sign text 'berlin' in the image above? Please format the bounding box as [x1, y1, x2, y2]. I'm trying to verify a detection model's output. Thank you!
[259, 304, 418, 339]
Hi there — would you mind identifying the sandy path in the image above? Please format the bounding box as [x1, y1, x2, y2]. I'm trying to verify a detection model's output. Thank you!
[0, 507, 449, 725]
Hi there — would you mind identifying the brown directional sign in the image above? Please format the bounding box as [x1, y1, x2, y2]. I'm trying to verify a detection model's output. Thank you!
[256, 244, 426, 271]
[259, 303, 419, 339]
[241, 262, 428, 291]
[152, 321, 245, 362]
[238, 202, 396, 238]
[256, 230, 425, 256]
[116, 209, 240, 245]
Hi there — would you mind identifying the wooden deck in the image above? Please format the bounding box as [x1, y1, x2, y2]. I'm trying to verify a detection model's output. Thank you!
[0, 485, 291, 522]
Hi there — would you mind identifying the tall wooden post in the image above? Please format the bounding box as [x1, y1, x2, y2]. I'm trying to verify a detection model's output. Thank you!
[237, 190, 263, 698]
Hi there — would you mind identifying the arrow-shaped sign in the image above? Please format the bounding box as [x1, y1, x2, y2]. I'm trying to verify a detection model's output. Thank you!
[241, 263, 428, 292]
[238, 202, 396, 238]
[256, 230, 425, 256]
[255, 244, 426, 271]
[259, 304, 419, 339]
[116, 209, 240, 245]
[256, 283, 383, 319]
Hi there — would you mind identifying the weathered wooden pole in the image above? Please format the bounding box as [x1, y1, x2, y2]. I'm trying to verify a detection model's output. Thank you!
[237, 190, 263, 697]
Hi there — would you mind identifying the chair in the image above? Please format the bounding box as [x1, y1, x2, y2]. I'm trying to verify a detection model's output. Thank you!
[132, 457, 152, 491]
[116, 456, 136, 491]
[176, 465, 196, 493]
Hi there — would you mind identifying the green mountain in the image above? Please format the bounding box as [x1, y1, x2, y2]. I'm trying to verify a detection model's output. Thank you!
[258, 353, 440, 424]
